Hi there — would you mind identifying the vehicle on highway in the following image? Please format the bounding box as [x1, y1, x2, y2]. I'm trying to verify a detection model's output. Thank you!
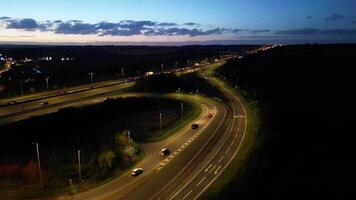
[40, 101, 49, 106]
[131, 168, 143, 176]
[6, 101, 17, 105]
[207, 113, 213, 118]
[159, 148, 170, 156]
[191, 123, 199, 129]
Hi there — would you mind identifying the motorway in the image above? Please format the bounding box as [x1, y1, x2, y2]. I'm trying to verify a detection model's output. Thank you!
[0, 62, 248, 200]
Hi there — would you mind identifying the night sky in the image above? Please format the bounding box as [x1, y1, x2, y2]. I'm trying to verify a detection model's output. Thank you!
[0, 0, 355, 44]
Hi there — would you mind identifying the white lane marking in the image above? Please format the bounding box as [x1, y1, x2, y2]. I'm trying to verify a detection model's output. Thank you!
[196, 176, 206, 187]
[218, 156, 224, 163]
[225, 146, 231, 154]
[205, 164, 212, 172]
[183, 190, 193, 200]
[230, 140, 234, 147]
[208, 165, 216, 174]
[235, 133, 238, 138]
[194, 77, 249, 200]
[214, 165, 221, 175]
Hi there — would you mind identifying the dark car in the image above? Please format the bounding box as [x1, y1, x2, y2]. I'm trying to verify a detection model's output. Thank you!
[40, 101, 49, 106]
[191, 123, 199, 129]
[159, 148, 170, 156]
[6, 101, 17, 105]
[207, 113, 213, 118]
[131, 168, 143, 176]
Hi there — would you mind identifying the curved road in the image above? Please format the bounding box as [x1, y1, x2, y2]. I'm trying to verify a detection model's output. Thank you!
[0, 62, 249, 200]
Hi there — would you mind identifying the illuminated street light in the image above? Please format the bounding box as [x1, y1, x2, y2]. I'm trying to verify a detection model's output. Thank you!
[32, 142, 43, 189]
[78, 149, 81, 184]
[88, 72, 94, 84]
[181, 102, 184, 119]
[159, 112, 162, 131]
[45, 76, 50, 91]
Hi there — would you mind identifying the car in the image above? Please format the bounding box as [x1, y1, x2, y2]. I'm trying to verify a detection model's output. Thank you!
[191, 123, 199, 129]
[40, 101, 49, 106]
[6, 101, 17, 105]
[207, 113, 213, 118]
[159, 148, 170, 156]
[131, 168, 143, 176]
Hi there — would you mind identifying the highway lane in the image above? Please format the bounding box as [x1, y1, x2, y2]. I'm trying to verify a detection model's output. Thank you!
[117, 75, 247, 200]
[0, 79, 128, 106]
[164, 77, 247, 200]
[0, 59, 248, 200]
[0, 82, 135, 124]
[0, 92, 223, 200]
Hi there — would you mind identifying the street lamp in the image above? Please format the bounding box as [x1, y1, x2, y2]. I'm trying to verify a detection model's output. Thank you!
[88, 72, 94, 84]
[45, 76, 49, 91]
[159, 113, 162, 131]
[32, 142, 43, 189]
[128, 130, 131, 145]
[181, 102, 184, 119]
[121, 68, 124, 79]
[78, 149, 81, 184]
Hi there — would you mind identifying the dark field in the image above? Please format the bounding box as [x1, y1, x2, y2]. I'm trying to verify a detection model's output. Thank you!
[207, 44, 355, 199]
[0, 97, 194, 197]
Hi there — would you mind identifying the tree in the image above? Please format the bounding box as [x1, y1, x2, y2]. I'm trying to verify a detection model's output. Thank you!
[98, 151, 116, 171]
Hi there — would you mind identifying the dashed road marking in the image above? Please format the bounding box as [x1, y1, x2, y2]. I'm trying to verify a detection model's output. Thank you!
[196, 176, 206, 187]
[183, 190, 193, 200]
[208, 165, 216, 174]
[214, 165, 221, 175]
[205, 164, 212, 172]
[218, 156, 224, 163]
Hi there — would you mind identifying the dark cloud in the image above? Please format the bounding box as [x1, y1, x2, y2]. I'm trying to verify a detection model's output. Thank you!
[324, 14, 344, 21]
[6, 18, 38, 30]
[157, 22, 177, 26]
[0, 16, 11, 20]
[184, 22, 200, 26]
[275, 28, 320, 35]
[231, 29, 245, 34]
[320, 29, 356, 35]
[146, 27, 227, 37]
[250, 29, 270, 34]
[276, 28, 356, 36]
[0, 17, 254, 37]
[55, 21, 98, 35]
[306, 16, 312, 20]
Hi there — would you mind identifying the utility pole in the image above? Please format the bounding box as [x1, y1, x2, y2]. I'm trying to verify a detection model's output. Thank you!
[128, 130, 131, 145]
[45, 76, 49, 91]
[159, 113, 162, 131]
[33, 142, 43, 189]
[121, 68, 124, 79]
[78, 149, 81, 184]
[21, 80, 24, 96]
[181, 102, 184, 120]
[161, 64, 164, 73]
[88, 72, 94, 84]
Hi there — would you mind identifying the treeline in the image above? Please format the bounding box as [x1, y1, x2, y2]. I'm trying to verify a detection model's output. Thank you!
[211, 44, 355, 199]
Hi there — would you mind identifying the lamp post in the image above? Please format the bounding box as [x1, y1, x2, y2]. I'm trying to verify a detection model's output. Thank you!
[88, 72, 94, 85]
[161, 64, 164, 73]
[121, 68, 124, 79]
[159, 113, 162, 131]
[128, 130, 131, 145]
[45, 76, 49, 91]
[33, 142, 43, 189]
[181, 102, 184, 120]
[78, 149, 81, 184]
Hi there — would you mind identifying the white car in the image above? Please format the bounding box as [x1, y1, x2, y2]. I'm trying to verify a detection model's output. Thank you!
[131, 168, 143, 176]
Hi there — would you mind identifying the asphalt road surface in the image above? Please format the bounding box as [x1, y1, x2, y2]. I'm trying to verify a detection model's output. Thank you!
[0, 61, 248, 200]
